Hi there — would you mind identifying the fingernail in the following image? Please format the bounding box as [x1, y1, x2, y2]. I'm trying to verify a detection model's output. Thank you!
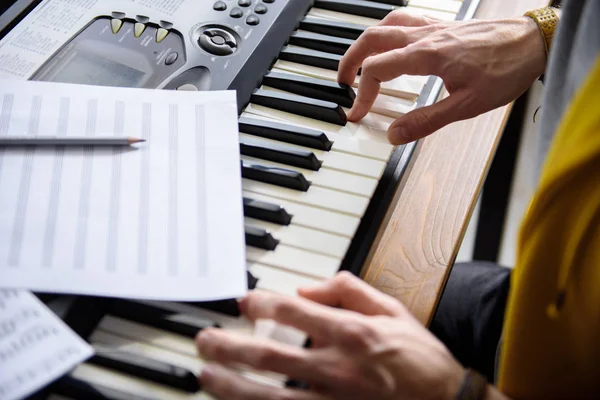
[388, 127, 406, 145]
[237, 296, 248, 313]
[346, 108, 356, 121]
[200, 364, 214, 381]
[196, 329, 213, 348]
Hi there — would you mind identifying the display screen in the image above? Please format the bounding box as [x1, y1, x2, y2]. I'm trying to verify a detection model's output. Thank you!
[52, 50, 147, 88]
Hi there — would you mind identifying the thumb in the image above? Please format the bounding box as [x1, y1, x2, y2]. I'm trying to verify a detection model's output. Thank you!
[298, 271, 407, 317]
[388, 90, 470, 145]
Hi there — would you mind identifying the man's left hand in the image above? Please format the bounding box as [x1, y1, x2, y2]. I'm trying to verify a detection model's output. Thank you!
[195, 272, 465, 400]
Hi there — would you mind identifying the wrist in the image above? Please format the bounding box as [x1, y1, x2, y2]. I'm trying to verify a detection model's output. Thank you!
[453, 369, 488, 400]
[520, 16, 548, 78]
[524, 7, 560, 57]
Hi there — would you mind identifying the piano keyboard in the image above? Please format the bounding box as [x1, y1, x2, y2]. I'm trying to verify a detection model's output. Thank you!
[38, 0, 480, 398]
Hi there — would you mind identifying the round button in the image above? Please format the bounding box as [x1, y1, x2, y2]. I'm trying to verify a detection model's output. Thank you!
[213, 1, 227, 11]
[263, 0, 274, 3]
[230, 7, 243, 18]
[254, 4, 267, 14]
[211, 35, 226, 45]
[197, 27, 238, 56]
[238, 0, 252, 6]
[165, 52, 178, 65]
[246, 15, 260, 25]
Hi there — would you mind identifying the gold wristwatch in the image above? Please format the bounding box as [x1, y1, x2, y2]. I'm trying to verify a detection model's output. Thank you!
[524, 7, 560, 56]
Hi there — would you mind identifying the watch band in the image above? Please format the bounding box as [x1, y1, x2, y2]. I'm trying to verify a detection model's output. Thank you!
[454, 369, 488, 400]
[524, 7, 560, 56]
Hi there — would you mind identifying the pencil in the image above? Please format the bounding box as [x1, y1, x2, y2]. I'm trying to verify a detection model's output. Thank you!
[0, 137, 145, 146]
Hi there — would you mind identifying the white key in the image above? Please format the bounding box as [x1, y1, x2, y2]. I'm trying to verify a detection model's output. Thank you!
[403, 5, 457, 21]
[246, 102, 392, 145]
[246, 217, 351, 258]
[247, 244, 340, 279]
[242, 153, 378, 198]
[100, 309, 271, 363]
[71, 363, 208, 400]
[99, 316, 200, 357]
[409, 0, 462, 14]
[243, 178, 369, 217]
[139, 301, 255, 337]
[307, 5, 457, 24]
[91, 330, 204, 374]
[274, 60, 427, 100]
[371, 92, 417, 119]
[248, 262, 325, 297]
[241, 128, 387, 179]
[241, 132, 383, 183]
[308, 8, 380, 26]
[261, 83, 396, 134]
[91, 330, 286, 389]
[241, 109, 395, 161]
[144, 301, 301, 353]
[242, 190, 360, 237]
[269, 66, 416, 122]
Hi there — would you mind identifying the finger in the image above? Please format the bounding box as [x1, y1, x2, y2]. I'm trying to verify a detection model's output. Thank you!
[238, 291, 353, 342]
[348, 46, 442, 121]
[196, 328, 330, 385]
[199, 363, 330, 400]
[378, 10, 440, 28]
[338, 26, 416, 85]
[298, 272, 408, 317]
[387, 90, 471, 144]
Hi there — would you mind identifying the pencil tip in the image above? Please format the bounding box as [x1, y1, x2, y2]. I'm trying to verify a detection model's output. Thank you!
[129, 137, 146, 144]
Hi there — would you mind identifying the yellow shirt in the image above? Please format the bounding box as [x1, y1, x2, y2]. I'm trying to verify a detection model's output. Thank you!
[498, 57, 600, 398]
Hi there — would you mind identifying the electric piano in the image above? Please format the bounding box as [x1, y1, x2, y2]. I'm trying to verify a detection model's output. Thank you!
[0, 0, 480, 398]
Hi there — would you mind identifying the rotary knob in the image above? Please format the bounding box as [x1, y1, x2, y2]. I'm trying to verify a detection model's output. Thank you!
[198, 27, 238, 56]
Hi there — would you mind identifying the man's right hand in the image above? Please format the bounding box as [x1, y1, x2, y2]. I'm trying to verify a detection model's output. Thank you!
[338, 12, 547, 145]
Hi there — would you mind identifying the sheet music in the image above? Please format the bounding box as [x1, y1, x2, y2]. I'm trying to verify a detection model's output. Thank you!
[0, 289, 93, 400]
[0, 80, 247, 301]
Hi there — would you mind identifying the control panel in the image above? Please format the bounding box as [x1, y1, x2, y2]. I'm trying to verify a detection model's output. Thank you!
[29, 0, 313, 111]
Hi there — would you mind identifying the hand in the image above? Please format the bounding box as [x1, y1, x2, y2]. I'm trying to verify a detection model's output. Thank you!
[338, 12, 547, 145]
[196, 272, 465, 400]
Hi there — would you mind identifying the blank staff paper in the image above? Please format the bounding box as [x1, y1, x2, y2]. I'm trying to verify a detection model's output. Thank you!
[0, 80, 247, 301]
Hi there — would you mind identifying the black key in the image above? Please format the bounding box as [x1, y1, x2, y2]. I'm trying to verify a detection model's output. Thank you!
[240, 136, 322, 171]
[89, 350, 200, 392]
[263, 71, 355, 108]
[188, 271, 257, 317]
[245, 225, 279, 250]
[315, 0, 396, 19]
[247, 270, 259, 290]
[371, 0, 408, 6]
[241, 160, 311, 191]
[63, 296, 111, 340]
[299, 16, 367, 40]
[279, 46, 341, 71]
[53, 375, 156, 400]
[289, 30, 354, 55]
[243, 197, 293, 225]
[251, 89, 347, 126]
[108, 300, 218, 338]
[239, 116, 332, 151]
[190, 299, 241, 317]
